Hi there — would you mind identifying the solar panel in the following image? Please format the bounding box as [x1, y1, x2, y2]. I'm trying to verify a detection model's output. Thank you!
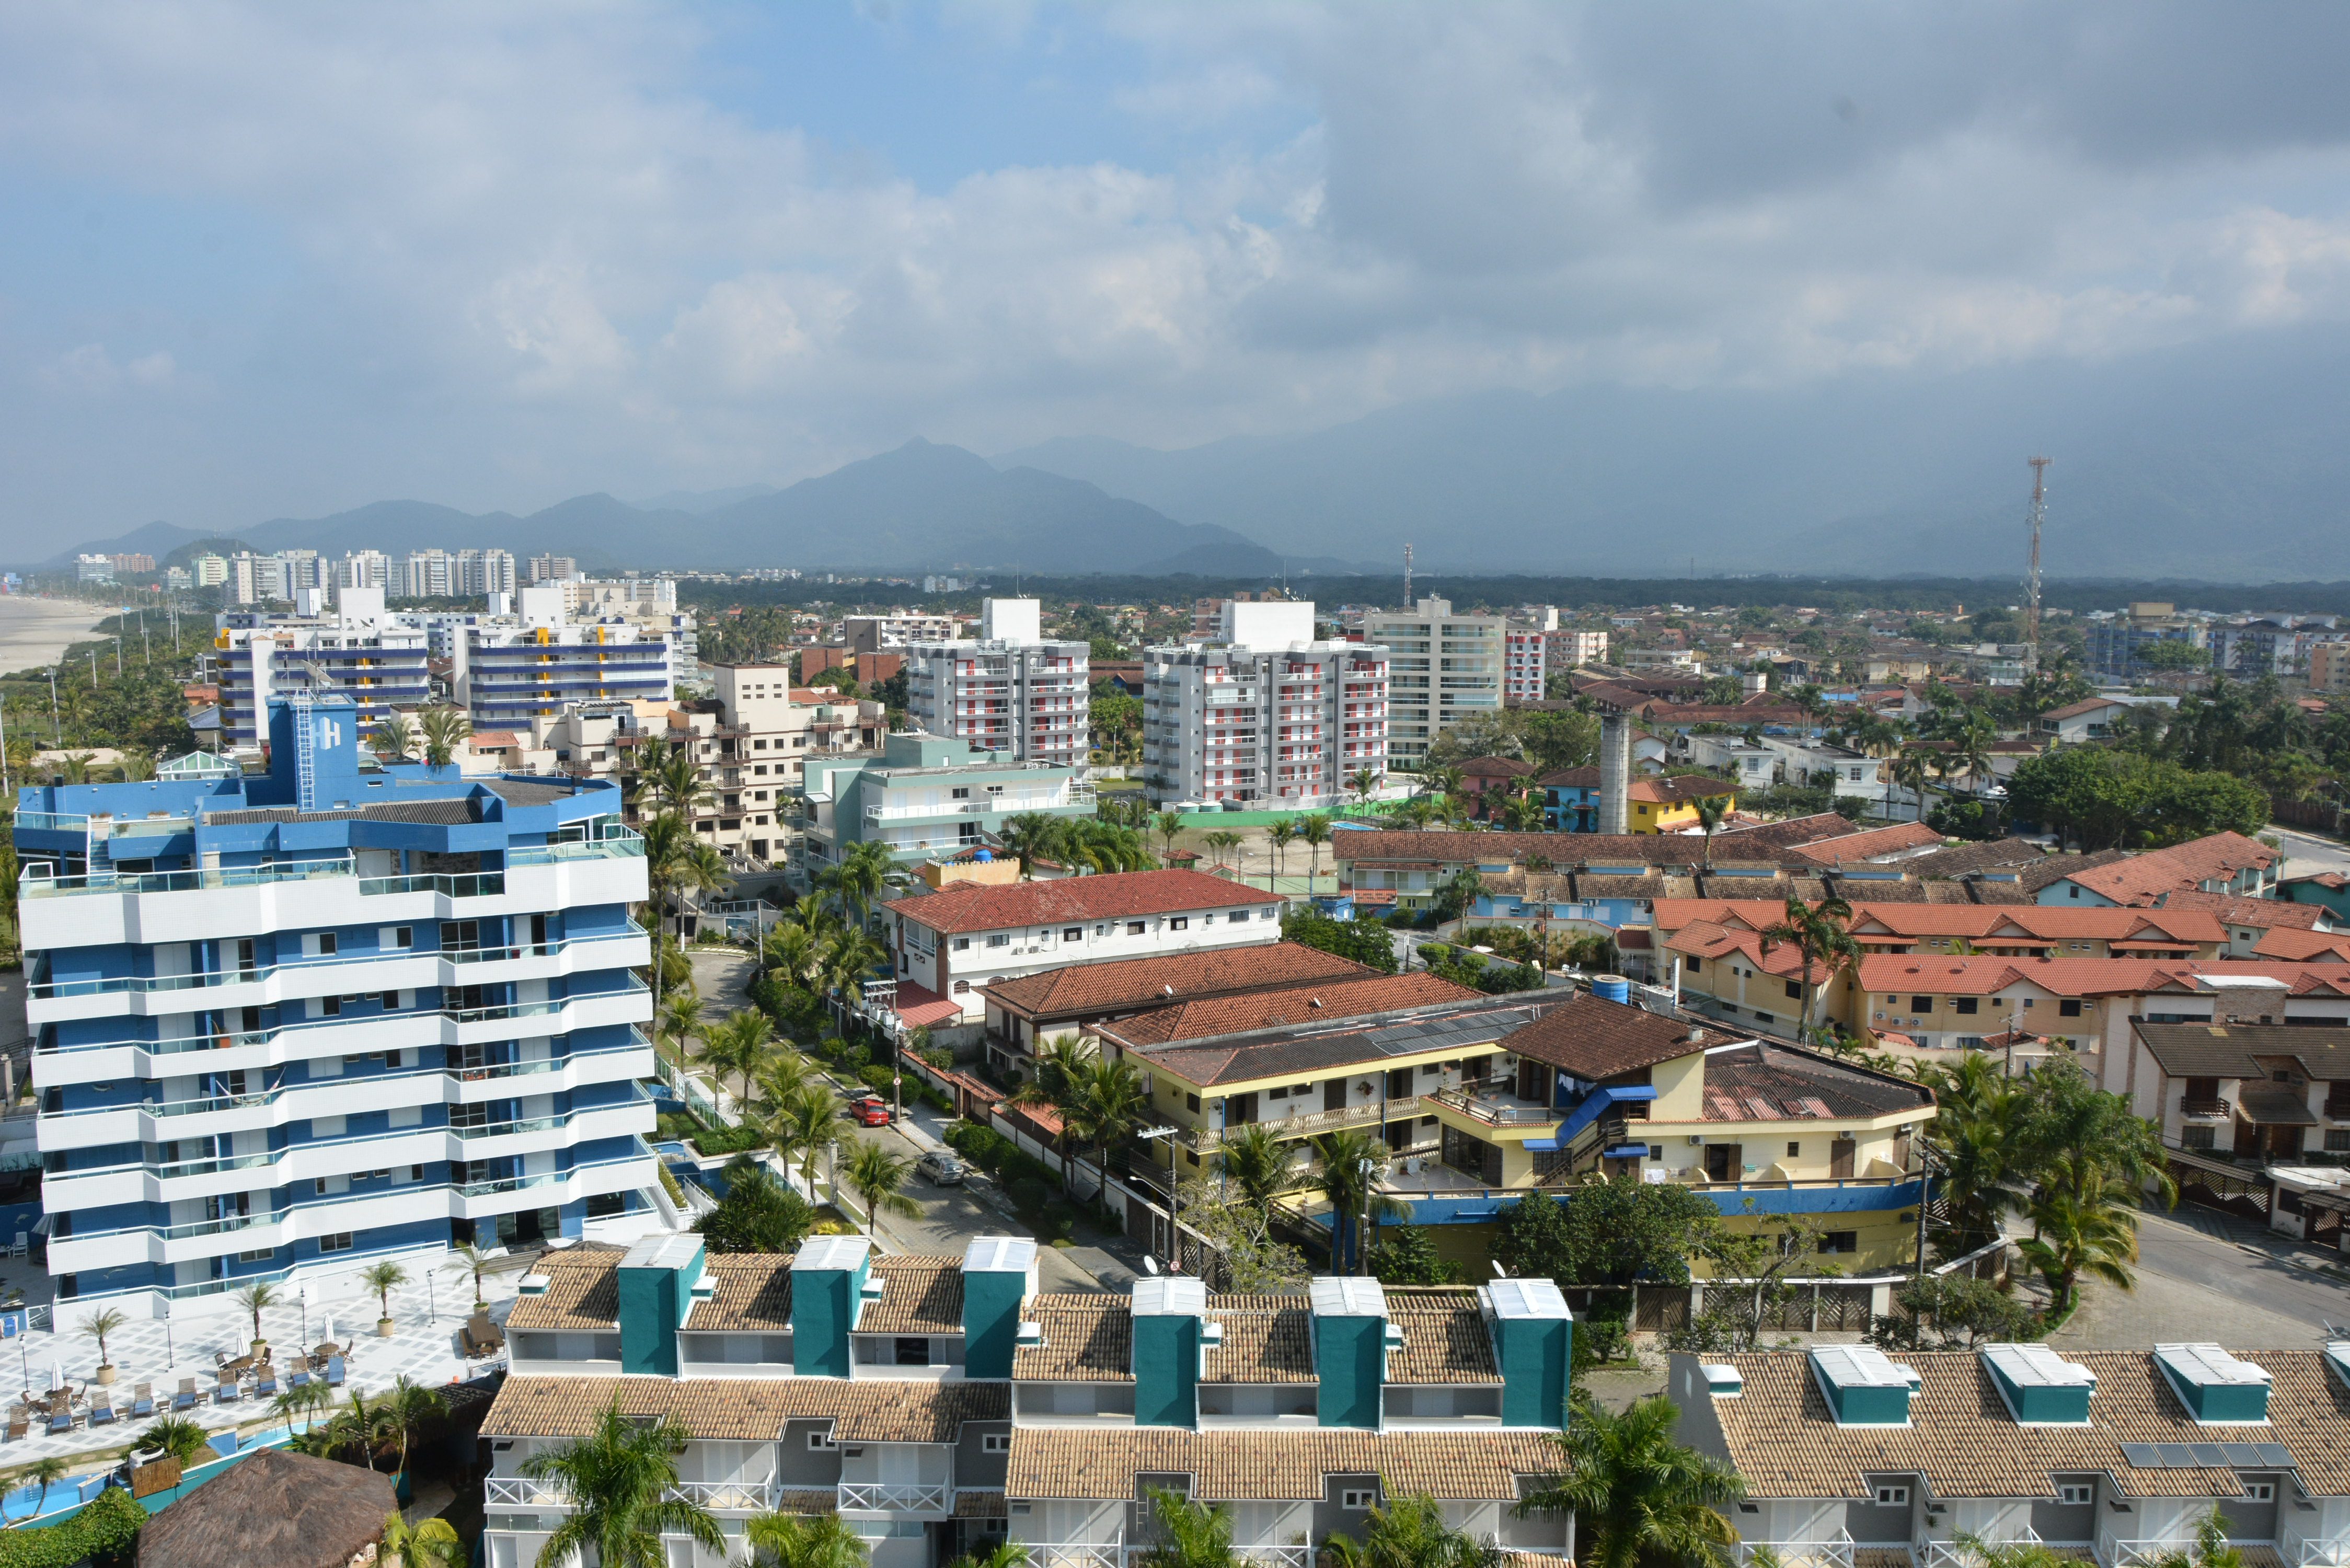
[2118, 1442, 2297, 1470]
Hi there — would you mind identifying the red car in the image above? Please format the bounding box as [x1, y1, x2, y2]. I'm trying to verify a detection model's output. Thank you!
[847, 1096, 895, 1127]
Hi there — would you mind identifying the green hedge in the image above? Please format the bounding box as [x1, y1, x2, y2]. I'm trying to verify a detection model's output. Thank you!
[0, 1484, 143, 1567]
[688, 1122, 768, 1157]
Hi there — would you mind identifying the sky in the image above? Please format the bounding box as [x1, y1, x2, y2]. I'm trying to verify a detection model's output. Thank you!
[4, 1, 2350, 552]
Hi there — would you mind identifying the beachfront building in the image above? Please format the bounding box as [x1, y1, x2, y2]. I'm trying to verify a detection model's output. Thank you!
[16, 696, 660, 1312]
[903, 598, 1089, 768]
[214, 586, 433, 750]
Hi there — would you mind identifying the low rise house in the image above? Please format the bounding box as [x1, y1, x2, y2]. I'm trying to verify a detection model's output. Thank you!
[884, 869, 1287, 1025]
[2161, 891, 2342, 953]
[802, 732, 1093, 873]
[2036, 696, 2138, 743]
[1653, 901, 2227, 963]
[1671, 1343, 2350, 1568]
[2038, 832, 2282, 906]
[481, 1237, 1577, 1568]
[2111, 1020, 2350, 1167]
[1626, 773, 1739, 834]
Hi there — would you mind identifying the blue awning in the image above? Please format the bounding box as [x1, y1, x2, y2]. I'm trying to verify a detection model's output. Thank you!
[1522, 1138, 1560, 1151]
[1604, 1143, 1651, 1159]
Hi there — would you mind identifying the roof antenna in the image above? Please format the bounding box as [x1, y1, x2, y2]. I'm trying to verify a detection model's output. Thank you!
[1142, 1256, 1160, 1275]
[1491, 1261, 1508, 1278]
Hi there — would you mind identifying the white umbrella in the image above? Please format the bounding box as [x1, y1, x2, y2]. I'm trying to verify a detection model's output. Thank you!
[47, 1362, 63, 1393]
[321, 1313, 335, 1347]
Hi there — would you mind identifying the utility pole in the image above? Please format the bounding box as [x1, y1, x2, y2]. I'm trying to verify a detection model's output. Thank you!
[2024, 455, 2051, 671]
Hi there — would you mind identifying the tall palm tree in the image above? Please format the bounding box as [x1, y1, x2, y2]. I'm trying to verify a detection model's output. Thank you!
[1153, 810, 1186, 861]
[520, 1403, 723, 1568]
[658, 991, 705, 1070]
[232, 1282, 279, 1349]
[743, 1508, 874, 1568]
[832, 838, 893, 927]
[1913, 1052, 2026, 1250]
[1065, 1054, 1151, 1202]
[999, 812, 1071, 878]
[1758, 893, 1856, 1040]
[843, 1142, 922, 1239]
[1296, 814, 1333, 892]
[1691, 793, 1730, 868]
[1324, 1492, 1503, 1568]
[1134, 1486, 1240, 1568]
[648, 741, 712, 820]
[381, 1511, 465, 1568]
[1516, 1395, 1743, 1568]
[1266, 818, 1299, 893]
[769, 1083, 842, 1198]
[701, 1008, 777, 1110]
[375, 1376, 447, 1491]
[1312, 1129, 1412, 1274]
[1203, 829, 1243, 874]
[1891, 744, 1934, 824]
[681, 839, 732, 927]
[417, 706, 471, 768]
[368, 712, 416, 765]
[1013, 1035, 1095, 1182]
[18, 1456, 69, 1523]
[1349, 767, 1379, 806]
[1219, 1125, 1295, 1221]
[2019, 1155, 2142, 1314]
[272, 1379, 337, 1437]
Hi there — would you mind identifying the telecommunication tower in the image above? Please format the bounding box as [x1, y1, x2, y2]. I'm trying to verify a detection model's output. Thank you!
[1402, 543, 1413, 609]
[2024, 455, 2051, 668]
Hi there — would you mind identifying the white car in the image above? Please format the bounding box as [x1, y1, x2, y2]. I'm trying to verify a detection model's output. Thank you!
[918, 1150, 966, 1185]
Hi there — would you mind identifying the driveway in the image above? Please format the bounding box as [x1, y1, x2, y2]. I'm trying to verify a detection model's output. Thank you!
[2047, 1205, 2350, 1349]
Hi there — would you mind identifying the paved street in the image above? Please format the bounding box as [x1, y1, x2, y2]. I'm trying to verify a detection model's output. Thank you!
[2271, 825, 2350, 882]
[2049, 1205, 2350, 1350]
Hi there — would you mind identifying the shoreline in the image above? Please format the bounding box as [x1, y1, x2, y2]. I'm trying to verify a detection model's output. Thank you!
[0, 597, 110, 677]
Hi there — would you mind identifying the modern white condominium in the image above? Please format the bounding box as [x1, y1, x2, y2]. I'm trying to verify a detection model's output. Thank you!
[903, 598, 1088, 767]
[1142, 600, 1390, 808]
[17, 695, 660, 1312]
[1360, 597, 1503, 767]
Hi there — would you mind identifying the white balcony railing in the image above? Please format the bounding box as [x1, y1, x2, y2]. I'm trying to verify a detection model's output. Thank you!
[837, 1482, 951, 1513]
[487, 1476, 777, 1512]
[2298, 1540, 2350, 1568]
[1920, 1532, 2041, 1568]
[1030, 1545, 1122, 1568]
[1736, 1535, 1853, 1568]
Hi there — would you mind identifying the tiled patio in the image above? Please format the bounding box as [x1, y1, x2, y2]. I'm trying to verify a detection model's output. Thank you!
[0, 1254, 523, 1478]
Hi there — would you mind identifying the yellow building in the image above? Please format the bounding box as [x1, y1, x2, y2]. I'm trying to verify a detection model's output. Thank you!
[1100, 979, 1936, 1276]
[1627, 774, 1738, 834]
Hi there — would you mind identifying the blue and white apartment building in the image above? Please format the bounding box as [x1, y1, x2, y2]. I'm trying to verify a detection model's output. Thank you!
[16, 695, 661, 1312]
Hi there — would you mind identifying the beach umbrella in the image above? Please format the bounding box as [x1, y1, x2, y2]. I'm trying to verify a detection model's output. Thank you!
[321, 1312, 335, 1347]
[47, 1362, 63, 1392]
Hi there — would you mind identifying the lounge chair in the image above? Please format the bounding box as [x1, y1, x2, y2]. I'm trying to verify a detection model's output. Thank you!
[130, 1383, 154, 1419]
[5, 1408, 27, 1442]
[88, 1394, 114, 1426]
[285, 1369, 310, 1391]
[173, 1378, 199, 1412]
[460, 1311, 506, 1357]
[251, 1368, 277, 1399]
[325, 1356, 345, 1388]
[45, 1408, 71, 1434]
[213, 1374, 238, 1403]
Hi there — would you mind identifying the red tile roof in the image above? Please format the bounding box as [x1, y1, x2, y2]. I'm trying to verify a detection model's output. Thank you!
[1851, 954, 2350, 999]
[890, 869, 1283, 935]
[2252, 928, 2350, 963]
[980, 942, 1373, 1021]
[2040, 697, 2132, 720]
[2055, 832, 2280, 906]
[1629, 774, 1738, 804]
[1652, 900, 2226, 947]
[2159, 890, 2332, 930]
[884, 977, 966, 1028]
[1103, 972, 1479, 1047]
[1783, 822, 1946, 866]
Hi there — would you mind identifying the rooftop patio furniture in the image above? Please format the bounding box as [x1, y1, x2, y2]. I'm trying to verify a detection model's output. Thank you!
[130, 1383, 154, 1418]
[173, 1378, 200, 1412]
[88, 1394, 115, 1426]
[460, 1312, 505, 1358]
[251, 1368, 277, 1399]
[45, 1407, 71, 1434]
[285, 1368, 309, 1391]
[213, 1373, 239, 1403]
[5, 1408, 27, 1443]
[324, 1356, 345, 1388]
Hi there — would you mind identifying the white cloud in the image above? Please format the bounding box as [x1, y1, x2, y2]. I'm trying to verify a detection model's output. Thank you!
[2, 0, 2349, 535]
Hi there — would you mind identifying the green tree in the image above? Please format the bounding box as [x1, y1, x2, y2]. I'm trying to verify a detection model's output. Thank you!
[383, 1511, 465, 1568]
[1758, 892, 1857, 1040]
[768, 1084, 842, 1197]
[1280, 906, 1399, 973]
[1691, 792, 1729, 867]
[1313, 1129, 1413, 1274]
[695, 1155, 816, 1253]
[1325, 1493, 1502, 1568]
[417, 705, 471, 768]
[16, 1455, 69, 1523]
[1154, 810, 1185, 860]
[1490, 1177, 1726, 1288]
[1296, 814, 1333, 890]
[376, 1376, 448, 1487]
[368, 711, 416, 764]
[1134, 1486, 1240, 1568]
[78, 1305, 128, 1371]
[1515, 1395, 1743, 1568]
[1868, 1274, 2043, 1350]
[361, 1260, 410, 1328]
[742, 1508, 874, 1568]
[1065, 1054, 1151, 1203]
[1266, 817, 1299, 892]
[1366, 1225, 1465, 1285]
[1219, 1124, 1296, 1215]
[519, 1402, 724, 1568]
[2018, 1155, 2142, 1315]
[843, 1142, 923, 1237]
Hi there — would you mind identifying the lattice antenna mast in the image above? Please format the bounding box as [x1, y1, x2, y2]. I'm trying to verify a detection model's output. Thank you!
[2025, 455, 2051, 668]
[1402, 543, 1413, 609]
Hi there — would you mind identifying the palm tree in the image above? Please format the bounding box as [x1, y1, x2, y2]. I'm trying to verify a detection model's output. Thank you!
[417, 706, 471, 768]
[1516, 1394, 1743, 1568]
[139, 1416, 212, 1500]
[375, 1376, 447, 1492]
[1012, 1034, 1095, 1182]
[999, 812, 1070, 878]
[1154, 810, 1186, 861]
[520, 1402, 724, 1568]
[1312, 1128, 1412, 1274]
[116, 749, 157, 782]
[1913, 1053, 2026, 1249]
[1220, 1124, 1294, 1218]
[78, 1305, 128, 1375]
[701, 1008, 777, 1110]
[1349, 767, 1379, 806]
[382, 1511, 465, 1568]
[1266, 818, 1299, 893]
[2143, 1507, 2244, 1568]
[1296, 814, 1333, 893]
[1203, 829, 1243, 874]
[369, 712, 416, 765]
[1065, 1055, 1151, 1204]
[1758, 892, 1857, 1040]
[272, 1379, 336, 1437]
[769, 1083, 842, 1199]
[1134, 1486, 1240, 1568]
[230, 1281, 280, 1350]
[444, 1242, 499, 1309]
[17, 1455, 68, 1523]
[1691, 793, 1730, 868]
[361, 1260, 410, 1331]
[1891, 744, 1934, 824]
[658, 991, 705, 1071]
[946, 1543, 1030, 1568]
[1948, 722, 1997, 796]
[681, 839, 732, 929]
[831, 839, 892, 927]
[2018, 1156, 2141, 1314]
[1324, 1492, 1503, 1568]
[743, 1508, 874, 1568]
[843, 1142, 922, 1239]
[649, 743, 712, 820]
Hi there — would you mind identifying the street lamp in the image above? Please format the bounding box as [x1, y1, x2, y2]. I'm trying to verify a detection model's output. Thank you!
[1133, 1126, 1180, 1271]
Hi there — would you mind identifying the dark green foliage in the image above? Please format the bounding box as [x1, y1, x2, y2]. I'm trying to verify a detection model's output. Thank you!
[1280, 906, 1400, 974]
[1927, 797, 2009, 840]
[2008, 747, 2268, 848]
[1419, 944, 1545, 994]
[0, 1483, 143, 1568]
[1869, 1274, 2043, 1350]
[1490, 1177, 1726, 1287]
[693, 1156, 814, 1254]
[1366, 1225, 1464, 1284]
[686, 1122, 768, 1157]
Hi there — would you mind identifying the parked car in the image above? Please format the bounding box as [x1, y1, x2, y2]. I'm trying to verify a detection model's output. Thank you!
[846, 1095, 895, 1127]
[918, 1150, 965, 1185]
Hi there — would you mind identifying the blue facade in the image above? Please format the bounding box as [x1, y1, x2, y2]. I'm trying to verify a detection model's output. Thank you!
[18, 698, 658, 1309]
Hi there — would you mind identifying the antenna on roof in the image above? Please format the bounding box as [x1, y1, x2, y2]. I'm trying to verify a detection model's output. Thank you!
[1142, 1256, 1160, 1275]
[1491, 1261, 1508, 1279]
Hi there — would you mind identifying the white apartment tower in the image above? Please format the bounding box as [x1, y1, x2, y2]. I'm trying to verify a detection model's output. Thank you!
[903, 598, 1088, 768]
[1142, 601, 1389, 808]
[1362, 597, 1503, 767]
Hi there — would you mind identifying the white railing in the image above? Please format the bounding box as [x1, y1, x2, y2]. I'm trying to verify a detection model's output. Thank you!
[670, 1479, 777, 1511]
[1232, 1548, 1312, 1568]
[1029, 1546, 1121, 1568]
[838, 1481, 952, 1513]
[2297, 1540, 2350, 1568]
[2111, 1541, 2201, 1568]
[1737, 1534, 1854, 1568]
[1186, 1096, 1423, 1150]
[1920, 1534, 2041, 1568]
[485, 1477, 569, 1507]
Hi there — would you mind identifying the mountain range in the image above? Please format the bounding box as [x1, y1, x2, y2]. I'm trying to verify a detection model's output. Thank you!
[51, 325, 2350, 583]
[52, 442, 1362, 578]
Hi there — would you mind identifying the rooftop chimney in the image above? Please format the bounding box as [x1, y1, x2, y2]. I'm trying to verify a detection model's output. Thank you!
[790, 1235, 873, 1379]
[1131, 1276, 1209, 1429]
[1599, 715, 1631, 835]
[961, 1236, 1039, 1380]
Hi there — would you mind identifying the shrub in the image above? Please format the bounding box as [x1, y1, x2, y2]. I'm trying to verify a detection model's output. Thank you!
[1006, 1175, 1054, 1216]
[688, 1122, 767, 1158]
[1034, 1200, 1078, 1242]
[919, 1047, 955, 1070]
[0, 1483, 143, 1568]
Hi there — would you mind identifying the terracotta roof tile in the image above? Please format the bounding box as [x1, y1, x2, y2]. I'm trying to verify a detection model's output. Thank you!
[2251, 928, 2350, 962]
[1013, 1294, 1134, 1382]
[505, 1247, 621, 1332]
[1703, 1350, 2350, 1501]
[482, 1375, 1008, 1444]
[2058, 833, 2280, 907]
[861, 1255, 966, 1335]
[1103, 973, 1480, 1048]
[1384, 1288, 1502, 1385]
[1783, 823, 1947, 866]
[2161, 892, 2331, 931]
[1199, 1296, 1316, 1383]
[1628, 774, 1738, 804]
[981, 943, 1373, 1022]
[1653, 901, 2226, 947]
[685, 1254, 794, 1331]
[1495, 991, 1721, 1079]
[1007, 1428, 1561, 1502]
[892, 870, 1283, 936]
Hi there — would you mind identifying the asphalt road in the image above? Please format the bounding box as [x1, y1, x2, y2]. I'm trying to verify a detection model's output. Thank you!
[2270, 825, 2350, 882]
[2132, 1207, 2350, 1334]
[2049, 1205, 2350, 1350]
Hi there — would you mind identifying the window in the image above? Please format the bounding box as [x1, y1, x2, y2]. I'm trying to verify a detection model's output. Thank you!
[2242, 1481, 2275, 1502]
[320, 995, 341, 1017]
[894, 1336, 930, 1366]
[1341, 1490, 1377, 1511]
[239, 1248, 273, 1262]
[1952, 997, 1979, 1015]
[2326, 1130, 2350, 1152]
[1186, 1093, 1200, 1112]
[1874, 1485, 1910, 1507]
[319, 1233, 353, 1254]
[951, 787, 970, 800]
[1787, 1141, 1802, 1158]
[1818, 1231, 1858, 1255]
[953, 938, 971, 951]
[317, 932, 338, 955]
[2057, 1484, 2094, 1506]
[982, 1433, 1011, 1454]
[987, 935, 1009, 948]
[1063, 927, 1082, 942]
[952, 981, 970, 994]
[1127, 921, 1146, 936]
[390, 926, 412, 948]
[1785, 980, 1802, 1000]
[2183, 1125, 2216, 1150]
[809, 1431, 838, 1449]
[1168, 917, 1188, 931]
[2059, 999, 2083, 1018]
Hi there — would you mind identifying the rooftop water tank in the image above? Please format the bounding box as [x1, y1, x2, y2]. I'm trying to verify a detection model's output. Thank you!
[1591, 974, 1630, 1004]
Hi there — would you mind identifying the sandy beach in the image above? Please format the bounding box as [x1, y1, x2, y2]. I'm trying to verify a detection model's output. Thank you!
[0, 597, 107, 677]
